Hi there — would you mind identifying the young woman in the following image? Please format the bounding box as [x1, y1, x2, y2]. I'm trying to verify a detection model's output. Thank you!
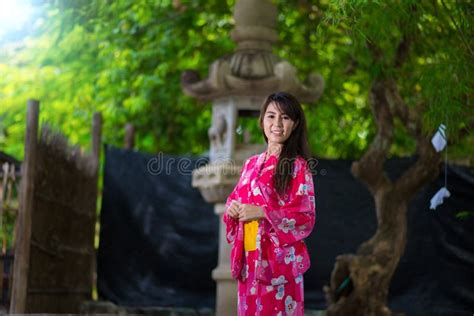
[223, 92, 316, 315]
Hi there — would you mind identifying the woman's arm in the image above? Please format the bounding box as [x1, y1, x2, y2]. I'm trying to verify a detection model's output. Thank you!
[222, 159, 250, 244]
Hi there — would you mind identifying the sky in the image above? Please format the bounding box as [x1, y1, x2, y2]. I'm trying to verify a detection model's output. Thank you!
[0, 0, 41, 45]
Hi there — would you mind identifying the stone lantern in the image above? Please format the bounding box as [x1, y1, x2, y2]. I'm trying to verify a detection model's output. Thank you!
[181, 0, 324, 315]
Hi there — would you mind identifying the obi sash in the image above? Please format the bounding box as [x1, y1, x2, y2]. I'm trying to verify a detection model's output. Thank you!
[244, 220, 259, 251]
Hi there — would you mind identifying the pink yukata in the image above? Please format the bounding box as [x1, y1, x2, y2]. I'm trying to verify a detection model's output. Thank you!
[223, 152, 316, 316]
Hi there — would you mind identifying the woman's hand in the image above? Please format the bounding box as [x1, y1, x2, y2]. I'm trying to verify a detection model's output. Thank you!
[238, 204, 265, 221]
[226, 200, 241, 219]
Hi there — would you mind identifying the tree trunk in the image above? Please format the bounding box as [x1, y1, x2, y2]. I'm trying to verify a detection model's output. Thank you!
[324, 74, 442, 315]
[324, 189, 409, 316]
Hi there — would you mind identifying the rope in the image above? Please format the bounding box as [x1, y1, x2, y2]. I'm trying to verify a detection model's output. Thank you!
[444, 110, 448, 189]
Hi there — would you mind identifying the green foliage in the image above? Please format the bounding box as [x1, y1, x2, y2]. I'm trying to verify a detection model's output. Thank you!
[319, 0, 473, 159]
[455, 210, 474, 220]
[1, 0, 236, 159]
[0, 0, 472, 163]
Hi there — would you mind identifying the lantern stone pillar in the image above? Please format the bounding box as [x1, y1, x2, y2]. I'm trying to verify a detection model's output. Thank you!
[182, 1, 324, 315]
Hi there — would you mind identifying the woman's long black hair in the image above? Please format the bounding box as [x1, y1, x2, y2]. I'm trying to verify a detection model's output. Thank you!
[259, 92, 311, 194]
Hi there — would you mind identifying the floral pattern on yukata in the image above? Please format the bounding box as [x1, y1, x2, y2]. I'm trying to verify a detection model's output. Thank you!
[223, 152, 316, 315]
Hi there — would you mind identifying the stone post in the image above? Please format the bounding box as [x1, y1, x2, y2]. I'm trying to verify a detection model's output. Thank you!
[212, 203, 237, 315]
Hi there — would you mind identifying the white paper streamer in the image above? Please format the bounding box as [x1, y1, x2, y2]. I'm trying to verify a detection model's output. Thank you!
[429, 122, 450, 210]
[430, 187, 451, 210]
[431, 124, 447, 152]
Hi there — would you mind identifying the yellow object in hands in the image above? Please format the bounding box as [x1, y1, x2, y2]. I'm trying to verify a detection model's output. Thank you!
[244, 220, 259, 251]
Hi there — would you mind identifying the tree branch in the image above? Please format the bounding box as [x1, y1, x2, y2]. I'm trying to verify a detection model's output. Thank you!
[440, 0, 474, 58]
[351, 78, 394, 194]
[394, 136, 442, 200]
[392, 91, 471, 198]
[366, 39, 384, 64]
[394, 3, 417, 69]
[394, 33, 412, 69]
[449, 120, 474, 145]
[384, 79, 423, 141]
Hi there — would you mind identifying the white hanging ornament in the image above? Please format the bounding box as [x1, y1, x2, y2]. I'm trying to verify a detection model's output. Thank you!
[431, 124, 447, 152]
[430, 187, 450, 210]
[429, 122, 450, 210]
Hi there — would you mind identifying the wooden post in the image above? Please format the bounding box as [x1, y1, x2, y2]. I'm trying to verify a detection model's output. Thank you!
[92, 112, 102, 169]
[0, 163, 6, 302]
[91, 112, 102, 301]
[124, 123, 135, 149]
[0, 163, 8, 228]
[9, 99, 39, 313]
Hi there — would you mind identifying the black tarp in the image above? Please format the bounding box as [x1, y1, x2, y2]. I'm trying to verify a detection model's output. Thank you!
[97, 146, 216, 307]
[98, 146, 474, 315]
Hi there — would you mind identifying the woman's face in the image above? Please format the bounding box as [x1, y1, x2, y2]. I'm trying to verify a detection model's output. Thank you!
[262, 102, 296, 145]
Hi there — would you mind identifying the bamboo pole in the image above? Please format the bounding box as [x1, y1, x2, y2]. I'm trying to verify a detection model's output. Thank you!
[124, 123, 135, 149]
[0, 163, 6, 304]
[9, 99, 39, 313]
[92, 112, 102, 169]
[91, 112, 102, 300]
[0, 163, 8, 227]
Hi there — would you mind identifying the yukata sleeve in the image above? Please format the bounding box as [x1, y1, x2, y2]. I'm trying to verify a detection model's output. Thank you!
[223, 160, 248, 245]
[263, 158, 315, 247]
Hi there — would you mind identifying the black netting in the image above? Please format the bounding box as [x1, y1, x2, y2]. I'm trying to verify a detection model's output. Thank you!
[98, 146, 474, 315]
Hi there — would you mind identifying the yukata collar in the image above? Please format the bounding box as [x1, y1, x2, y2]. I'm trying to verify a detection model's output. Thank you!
[251, 151, 268, 181]
[254, 150, 278, 178]
[256, 150, 279, 166]
[256, 151, 267, 168]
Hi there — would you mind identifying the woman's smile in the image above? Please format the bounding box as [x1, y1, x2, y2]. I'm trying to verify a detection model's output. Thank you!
[263, 102, 295, 145]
